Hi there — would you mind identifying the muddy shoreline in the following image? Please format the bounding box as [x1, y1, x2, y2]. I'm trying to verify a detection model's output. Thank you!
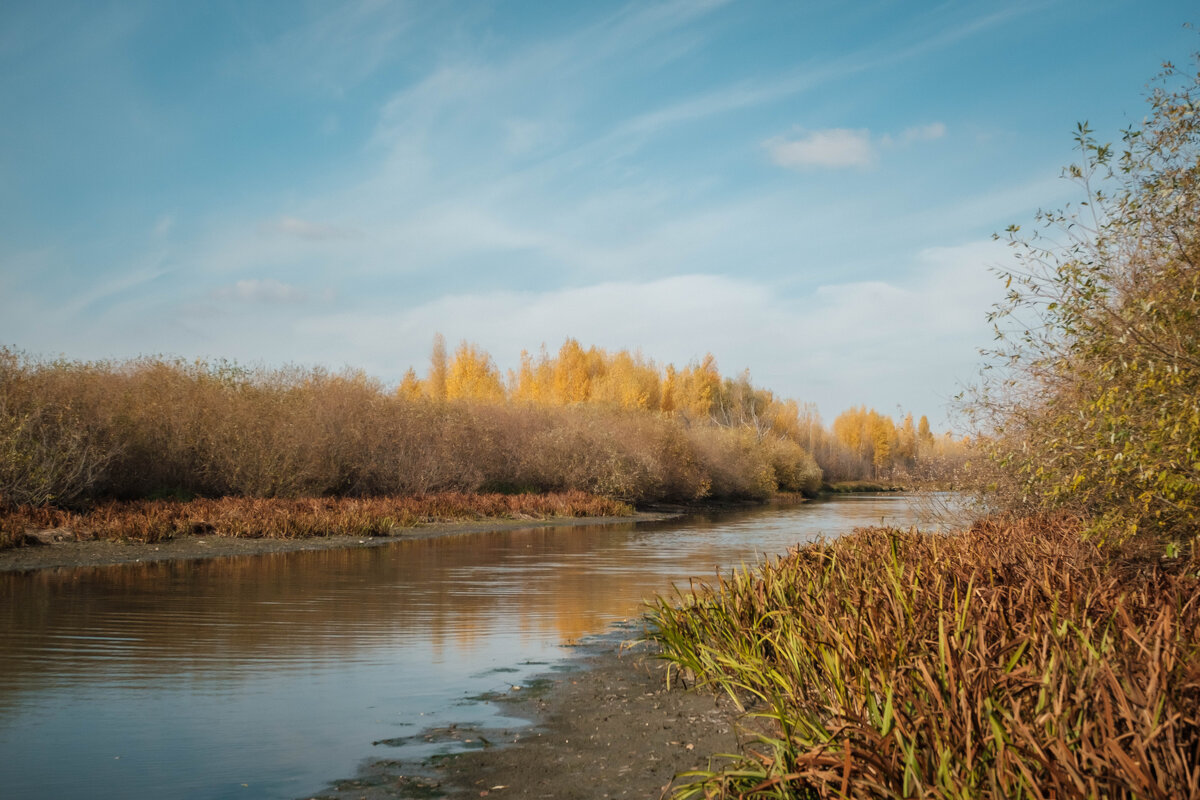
[0, 512, 676, 573]
[310, 627, 750, 800]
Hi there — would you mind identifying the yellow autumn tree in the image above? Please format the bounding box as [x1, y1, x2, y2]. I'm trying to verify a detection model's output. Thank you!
[426, 333, 447, 402]
[396, 368, 423, 400]
[660, 365, 678, 414]
[510, 346, 554, 404]
[445, 342, 505, 402]
[833, 406, 868, 458]
[590, 349, 662, 411]
[869, 414, 895, 475]
[676, 354, 722, 421]
[895, 412, 917, 465]
[551, 339, 594, 405]
[833, 406, 900, 477]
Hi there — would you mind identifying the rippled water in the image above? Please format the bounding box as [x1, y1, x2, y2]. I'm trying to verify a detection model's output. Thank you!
[0, 494, 951, 799]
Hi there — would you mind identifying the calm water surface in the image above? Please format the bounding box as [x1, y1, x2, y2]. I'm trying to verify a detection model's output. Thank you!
[0, 494, 950, 799]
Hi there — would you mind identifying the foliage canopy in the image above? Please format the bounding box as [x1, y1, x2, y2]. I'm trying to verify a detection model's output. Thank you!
[970, 53, 1200, 549]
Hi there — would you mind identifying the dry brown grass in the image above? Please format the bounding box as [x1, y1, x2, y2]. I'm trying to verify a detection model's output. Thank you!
[0, 491, 632, 548]
[648, 515, 1200, 799]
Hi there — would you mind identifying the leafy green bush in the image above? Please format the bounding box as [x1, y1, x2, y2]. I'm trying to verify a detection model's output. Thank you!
[969, 55, 1200, 551]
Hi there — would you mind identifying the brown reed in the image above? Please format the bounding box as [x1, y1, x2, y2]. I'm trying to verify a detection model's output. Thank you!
[647, 515, 1200, 799]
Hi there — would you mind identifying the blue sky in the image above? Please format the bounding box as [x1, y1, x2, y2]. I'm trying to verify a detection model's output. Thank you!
[1, 1, 1194, 428]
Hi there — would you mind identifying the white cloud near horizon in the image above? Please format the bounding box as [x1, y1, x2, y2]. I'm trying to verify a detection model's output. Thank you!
[290, 238, 1009, 426]
[766, 128, 875, 169]
[1, 232, 1013, 429]
[0, 1, 1081, 432]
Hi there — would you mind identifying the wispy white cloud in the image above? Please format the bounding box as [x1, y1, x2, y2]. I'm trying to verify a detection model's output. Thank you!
[1, 1, 1057, 428]
[503, 118, 564, 156]
[769, 121, 948, 170]
[370, 0, 734, 166]
[228, 0, 419, 95]
[881, 122, 947, 147]
[904, 122, 946, 143]
[766, 128, 875, 169]
[152, 215, 175, 238]
[259, 216, 359, 241]
[213, 278, 317, 304]
[583, 0, 732, 62]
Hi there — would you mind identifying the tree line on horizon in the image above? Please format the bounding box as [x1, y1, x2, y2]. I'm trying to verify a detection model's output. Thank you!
[403, 334, 966, 481]
[0, 338, 965, 512]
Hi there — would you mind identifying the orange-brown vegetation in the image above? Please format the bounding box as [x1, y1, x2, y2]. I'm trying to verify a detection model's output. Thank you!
[0, 491, 630, 548]
[966, 57, 1200, 553]
[0, 340, 957, 546]
[823, 406, 969, 485]
[649, 514, 1200, 798]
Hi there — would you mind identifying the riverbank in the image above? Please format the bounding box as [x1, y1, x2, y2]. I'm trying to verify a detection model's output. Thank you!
[823, 480, 904, 493]
[645, 516, 1200, 797]
[0, 511, 674, 573]
[309, 628, 748, 800]
[0, 490, 821, 574]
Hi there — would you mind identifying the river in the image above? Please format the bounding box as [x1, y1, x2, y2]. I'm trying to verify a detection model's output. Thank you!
[0, 494, 951, 799]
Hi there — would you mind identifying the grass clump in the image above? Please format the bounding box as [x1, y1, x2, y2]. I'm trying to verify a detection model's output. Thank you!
[646, 515, 1200, 799]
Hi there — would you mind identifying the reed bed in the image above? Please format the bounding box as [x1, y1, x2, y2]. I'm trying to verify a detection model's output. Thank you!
[646, 515, 1200, 799]
[0, 490, 632, 548]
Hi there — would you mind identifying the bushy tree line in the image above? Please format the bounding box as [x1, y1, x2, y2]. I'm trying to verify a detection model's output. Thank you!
[409, 336, 962, 483]
[0, 350, 822, 509]
[968, 54, 1200, 552]
[1, 338, 961, 509]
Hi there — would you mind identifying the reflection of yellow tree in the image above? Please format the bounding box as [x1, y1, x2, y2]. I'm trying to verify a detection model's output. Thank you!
[0, 525, 660, 687]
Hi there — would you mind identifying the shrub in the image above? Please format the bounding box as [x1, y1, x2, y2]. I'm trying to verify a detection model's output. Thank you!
[0, 350, 823, 510]
[968, 55, 1200, 552]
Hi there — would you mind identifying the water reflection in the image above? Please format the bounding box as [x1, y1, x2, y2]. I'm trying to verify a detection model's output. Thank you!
[0, 494, 943, 799]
